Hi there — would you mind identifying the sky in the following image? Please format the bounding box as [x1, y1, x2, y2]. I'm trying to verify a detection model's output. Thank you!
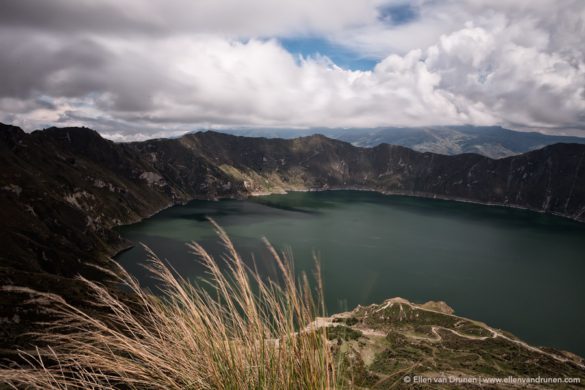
[0, 0, 584, 141]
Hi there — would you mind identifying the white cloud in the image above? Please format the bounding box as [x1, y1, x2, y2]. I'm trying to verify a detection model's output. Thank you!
[0, 0, 583, 139]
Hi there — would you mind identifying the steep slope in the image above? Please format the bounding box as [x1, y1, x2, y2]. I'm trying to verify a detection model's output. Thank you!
[1, 123, 584, 358]
[325, 298, 585, 388]
[0, 125, 246, 275]
[218, 126, 585, 158]
[2, 124, 585, 277]
[181, 131, 585, 222]
[0, 125, 246, 348]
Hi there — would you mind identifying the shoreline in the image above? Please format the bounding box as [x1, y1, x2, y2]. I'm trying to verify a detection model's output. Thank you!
[255, 186, 585, 223]
[106, 192, 577, 360]
[109, 185, 584, 260]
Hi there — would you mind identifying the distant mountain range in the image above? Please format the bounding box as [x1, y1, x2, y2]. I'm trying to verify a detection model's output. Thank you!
[1, 122, 584, 357]
[214, 126, 585, 159]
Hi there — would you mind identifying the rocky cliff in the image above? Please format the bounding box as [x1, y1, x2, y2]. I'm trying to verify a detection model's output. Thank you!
[2, 122, 585, 276]
[1, 123, 584, 355]
[219, 126, 585, 159]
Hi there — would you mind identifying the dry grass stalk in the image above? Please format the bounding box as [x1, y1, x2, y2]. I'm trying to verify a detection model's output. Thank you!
[0, 220, 338, 389]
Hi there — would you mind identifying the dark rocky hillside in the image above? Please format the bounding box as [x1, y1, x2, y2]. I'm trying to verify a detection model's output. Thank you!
[218, 126, 585, 158]
[1, 122, 584, 361]
[184, 131, 585, 222]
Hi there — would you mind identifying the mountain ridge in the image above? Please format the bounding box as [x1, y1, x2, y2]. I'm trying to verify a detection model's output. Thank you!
[212, 125, 585, 159]
[1, 122, 585, 359]
[2, 123, 585, 275]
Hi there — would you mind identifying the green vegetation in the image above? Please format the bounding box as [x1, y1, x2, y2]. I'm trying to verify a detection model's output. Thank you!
[326, 325, 363, 342]
[333, 316, 360, 326]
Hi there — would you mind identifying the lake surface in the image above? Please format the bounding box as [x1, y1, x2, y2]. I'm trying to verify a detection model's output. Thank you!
[116, 191, 585, 356]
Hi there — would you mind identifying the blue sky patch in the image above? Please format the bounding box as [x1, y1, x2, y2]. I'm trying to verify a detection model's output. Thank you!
[280, 37, 378, 71]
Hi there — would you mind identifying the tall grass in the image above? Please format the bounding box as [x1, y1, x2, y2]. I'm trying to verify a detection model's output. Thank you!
[1, 221, 338, 389]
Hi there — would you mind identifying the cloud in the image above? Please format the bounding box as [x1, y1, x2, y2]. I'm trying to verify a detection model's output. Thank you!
[0, 0, 583, 139]
[0, 0, 388, 38]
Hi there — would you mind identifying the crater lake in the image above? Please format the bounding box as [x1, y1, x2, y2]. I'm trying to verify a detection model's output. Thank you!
[115, 191, 585, 356]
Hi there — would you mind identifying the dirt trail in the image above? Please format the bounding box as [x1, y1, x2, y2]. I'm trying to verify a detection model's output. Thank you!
[405, 301, 585, 370]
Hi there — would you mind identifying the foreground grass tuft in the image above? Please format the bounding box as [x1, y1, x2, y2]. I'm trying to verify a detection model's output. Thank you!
[0, 221, 338, 389]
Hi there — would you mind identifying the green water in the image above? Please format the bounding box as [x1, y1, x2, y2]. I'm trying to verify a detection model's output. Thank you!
[116, 191, 585, 356]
